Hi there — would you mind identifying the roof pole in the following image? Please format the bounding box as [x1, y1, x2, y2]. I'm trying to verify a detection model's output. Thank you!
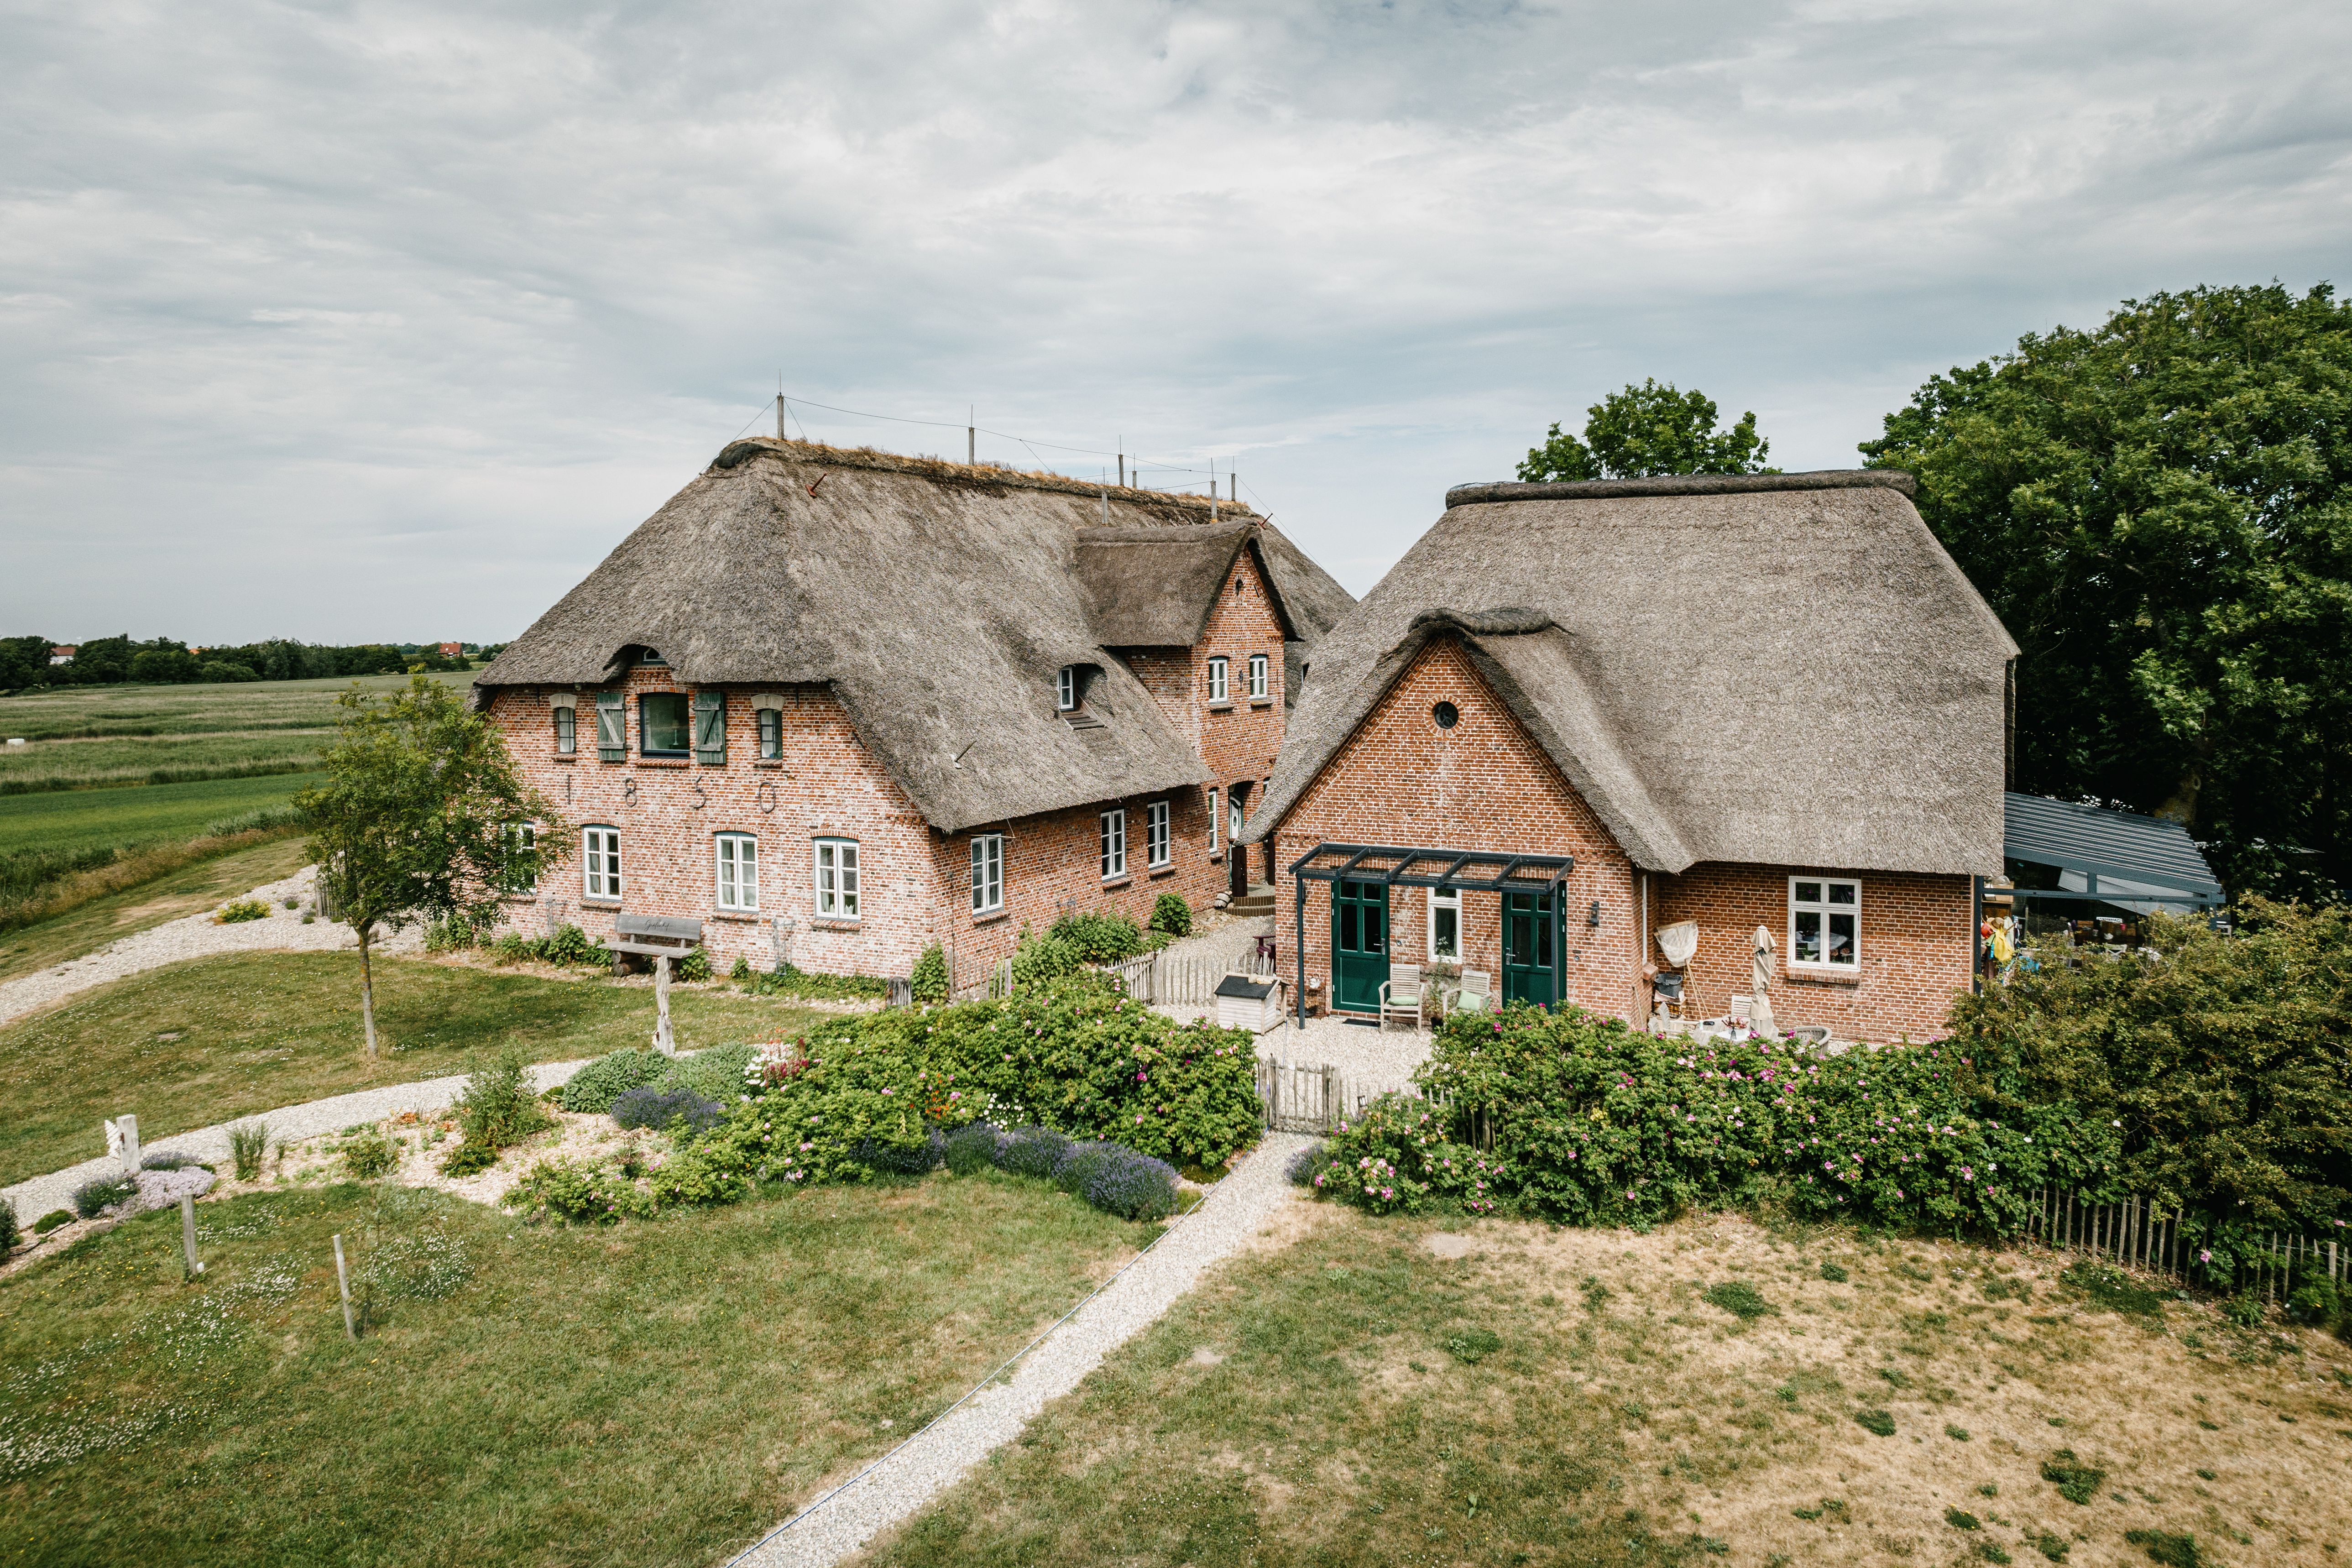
[1118, 441, 1124, 488]
[968, 407, 975, 466]
[775, 393, 786, 440]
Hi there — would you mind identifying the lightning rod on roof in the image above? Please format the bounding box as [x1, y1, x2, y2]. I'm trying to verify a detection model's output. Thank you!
[968, 406, 975, 466]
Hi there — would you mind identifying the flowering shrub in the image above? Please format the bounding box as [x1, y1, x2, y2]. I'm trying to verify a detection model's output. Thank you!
[943, 1121, 1000, 1176]
[611, 1087, 725, 1137]
[1312, 1002, 2119, 1235]
[559, 1048, 674, 1113]
[506, 1156, 657, 1223]
[214, 898, 270, 924]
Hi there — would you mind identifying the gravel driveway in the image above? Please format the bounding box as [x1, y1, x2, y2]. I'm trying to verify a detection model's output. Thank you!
[0, 863, 422, 1030]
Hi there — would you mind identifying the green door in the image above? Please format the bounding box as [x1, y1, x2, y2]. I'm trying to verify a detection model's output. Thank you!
[1502, 892, 1558, 1007]
[1332, 879, 1389, 1012]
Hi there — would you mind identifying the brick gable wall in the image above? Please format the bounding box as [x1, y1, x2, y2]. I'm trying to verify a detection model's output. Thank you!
[1264, 634, 1976, 1041]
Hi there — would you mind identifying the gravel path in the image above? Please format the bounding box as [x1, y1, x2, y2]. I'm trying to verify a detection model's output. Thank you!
[1, 1057, 592, 1226]
[732, 1129, 1318, 1568]
[0, 863, 423, 1030]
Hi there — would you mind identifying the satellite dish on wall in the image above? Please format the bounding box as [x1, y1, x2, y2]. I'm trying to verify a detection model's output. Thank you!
[1657, 920, 1699, 969]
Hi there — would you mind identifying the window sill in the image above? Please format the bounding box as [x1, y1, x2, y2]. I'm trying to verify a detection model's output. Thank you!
[1786, 964, 1863, 986]
[1148, 864, 1176, 878]
[1101, 876, 1133, 890]
[1249, 699, 1274, 709]
[636, 756, 690, 768]
[710, 908, 763, 921]
[1209, 851, 1223, 862]
[502, 891, 541, 903]
[810, 916, 862, 929]
[753, 759, 786, 768]
[550, 753, 578, 763]
[1205, 701, 1235, 713]
[970, 909, 1009, 926]
[582, 897, 622, 908]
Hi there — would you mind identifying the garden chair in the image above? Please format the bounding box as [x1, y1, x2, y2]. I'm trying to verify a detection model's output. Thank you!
[1451, 970, 1492, 1017]
[1379, 963, 1425, 1030]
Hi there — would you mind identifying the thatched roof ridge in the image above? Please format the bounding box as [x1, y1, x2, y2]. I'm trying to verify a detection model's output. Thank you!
[476, 438, 1351, 833]
[1444, 468, 1918, 507]
[1245, 471, 2017, 878]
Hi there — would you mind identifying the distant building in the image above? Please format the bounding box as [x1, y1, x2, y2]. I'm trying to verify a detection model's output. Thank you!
[438, 642, 464, 658]
[48, 646, 74, 665]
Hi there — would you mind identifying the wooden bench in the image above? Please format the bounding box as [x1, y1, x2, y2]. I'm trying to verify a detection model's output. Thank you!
[602, 913, 703, 972]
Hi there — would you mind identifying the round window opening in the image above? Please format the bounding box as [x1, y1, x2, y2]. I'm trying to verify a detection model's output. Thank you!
[1432, 701, 1460, 729]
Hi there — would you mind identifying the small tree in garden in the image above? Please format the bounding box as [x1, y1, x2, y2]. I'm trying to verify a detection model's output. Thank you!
[297, 675, 564, 1059]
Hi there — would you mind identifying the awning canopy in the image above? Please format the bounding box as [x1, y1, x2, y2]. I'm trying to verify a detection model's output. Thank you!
[1285, 841, 1576, 895]
[2002, 792, 2223, 912]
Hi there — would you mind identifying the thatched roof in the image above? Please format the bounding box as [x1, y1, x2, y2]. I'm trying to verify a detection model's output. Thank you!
[475, 438, 1352, 833]
[1244, 470, 2018, 878]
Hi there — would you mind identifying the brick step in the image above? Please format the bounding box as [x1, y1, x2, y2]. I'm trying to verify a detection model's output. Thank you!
[1227, 883, 1278, 916]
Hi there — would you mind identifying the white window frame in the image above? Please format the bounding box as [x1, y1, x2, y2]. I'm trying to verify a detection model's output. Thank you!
[583, 825, 621, 902]
[1248, 653, 1269, 700]
[504, 822, 538, 894]
[1207, 786, 1220, 854]
[716, 832, 758, 913]
[1099, 809, 1127, 880]
[1145, 800, 1171, 868]
[1207, 657, 1228, 703]
[1056, 666, 1077, 711]
[970, 833, 1004, 915]
[1788, 875, 1861, 972]
[757, 706, 783, 760]
[1428, 885, 1460, 961]
[553, 705, 576, 756]
[815, 838, 860, 919]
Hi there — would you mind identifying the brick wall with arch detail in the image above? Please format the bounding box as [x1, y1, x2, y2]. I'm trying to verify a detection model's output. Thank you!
[1266, 634, 1976, 1040]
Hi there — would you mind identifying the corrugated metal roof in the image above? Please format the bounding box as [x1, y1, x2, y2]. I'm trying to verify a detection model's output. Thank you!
[2003, 792, 2222, 904]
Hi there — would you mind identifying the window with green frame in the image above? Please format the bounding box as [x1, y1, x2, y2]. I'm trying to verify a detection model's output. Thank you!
[640, 692, 690, 756]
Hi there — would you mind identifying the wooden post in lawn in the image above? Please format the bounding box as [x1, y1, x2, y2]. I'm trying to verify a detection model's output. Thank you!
[333, 1234, 357, 1340]
[105, 1114, 141, 1174]
[652, 953, 676, 1056]
[179, 1193, 204, 1279]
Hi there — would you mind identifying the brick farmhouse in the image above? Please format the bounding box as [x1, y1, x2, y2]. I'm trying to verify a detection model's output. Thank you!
[469, 438, 1352, 991]
[1241, 470, 2017, 1042]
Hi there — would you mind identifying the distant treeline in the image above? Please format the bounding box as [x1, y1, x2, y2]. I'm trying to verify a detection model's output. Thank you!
[0, 635, 507, 690]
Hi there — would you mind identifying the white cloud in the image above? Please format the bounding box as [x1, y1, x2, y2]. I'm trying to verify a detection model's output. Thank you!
[2, 0, 2347, 638]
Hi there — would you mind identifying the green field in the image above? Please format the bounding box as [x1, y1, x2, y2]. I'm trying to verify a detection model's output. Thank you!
[0, 671, 444, 742]
[0, 771, 322, 858]
[0, 729, 332, 793]
[0, 835, 313, 984]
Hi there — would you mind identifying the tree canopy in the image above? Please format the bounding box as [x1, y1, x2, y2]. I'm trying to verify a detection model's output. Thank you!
[1861, 282, 2352, 897]
[1517, 379, 1773, 482]
[296, 675, 563, 1056]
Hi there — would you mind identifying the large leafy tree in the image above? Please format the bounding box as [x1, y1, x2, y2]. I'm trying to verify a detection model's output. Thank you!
[1518, 378, 1772, 482]
[1861, 282, 2352, 896]
[296, 676, 565, 1057]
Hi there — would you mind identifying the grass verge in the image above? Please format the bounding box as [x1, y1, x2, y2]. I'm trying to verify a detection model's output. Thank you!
[867, 1209, 2352, 1568]
[0, 951, 832, 1186]
[0, 1172, 1140, 1567]
[0, 833, 313, 984]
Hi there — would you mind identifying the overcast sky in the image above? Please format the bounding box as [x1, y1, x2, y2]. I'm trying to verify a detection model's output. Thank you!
[5, 0, 2347, 644]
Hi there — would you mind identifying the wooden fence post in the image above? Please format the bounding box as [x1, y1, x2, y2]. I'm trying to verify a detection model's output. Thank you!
[333, 1233, 357, 1341]
[179, 1193, 203, 1279]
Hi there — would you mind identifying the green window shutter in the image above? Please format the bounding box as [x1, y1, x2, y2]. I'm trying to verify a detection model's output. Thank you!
[694, 690, 726, 764]
[596, 692, 626, 761]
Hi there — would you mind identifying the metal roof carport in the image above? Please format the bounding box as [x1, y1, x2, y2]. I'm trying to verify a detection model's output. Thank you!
[2002, 792, 2223, 915]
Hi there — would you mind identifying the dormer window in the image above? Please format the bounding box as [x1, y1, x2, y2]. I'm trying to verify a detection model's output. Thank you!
[637, 648, 668, 666]
[1056, 666, 1078, 711]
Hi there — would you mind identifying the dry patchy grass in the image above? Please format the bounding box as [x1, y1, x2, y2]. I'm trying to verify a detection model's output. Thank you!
[865, 1207, 2352, 1568]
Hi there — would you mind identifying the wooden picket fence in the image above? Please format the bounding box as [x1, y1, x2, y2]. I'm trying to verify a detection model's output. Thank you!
[1108, 947, 1276, 1007]
[2026, 1187, 2347, 1302]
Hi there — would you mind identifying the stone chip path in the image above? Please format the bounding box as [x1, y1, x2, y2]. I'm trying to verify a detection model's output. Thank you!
[732, 1130, 1318, 1568]
[0, 863, 423, 1030]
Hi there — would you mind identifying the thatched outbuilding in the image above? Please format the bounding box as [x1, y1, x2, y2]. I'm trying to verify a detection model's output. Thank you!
[1243, 469, 2015, 1042]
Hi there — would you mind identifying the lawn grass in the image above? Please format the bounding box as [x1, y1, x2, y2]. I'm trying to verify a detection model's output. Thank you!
[0, 729, 331, 794]
[0, 1170, 1141, 1567]
[0, 772, 322, 858]
[0, 952, 833, 1186]
[869, 1208, 2352, 1568]
[0, 834, 314, 985]
[0, 671, 445, 742]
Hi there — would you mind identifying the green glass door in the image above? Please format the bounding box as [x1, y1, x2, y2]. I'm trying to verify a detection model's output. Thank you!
[1502, 892, 1558, 1007]
[1332, 879, 1389, 1012]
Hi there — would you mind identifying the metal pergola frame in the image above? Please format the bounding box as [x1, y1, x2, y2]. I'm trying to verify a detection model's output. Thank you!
[1283, 841, 1576, 1025]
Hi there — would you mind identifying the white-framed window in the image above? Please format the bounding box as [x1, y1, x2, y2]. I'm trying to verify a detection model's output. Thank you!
[583, 825, 621, 901]
[815, 839, 859, 919]
[1428, 885, 1460, 960]
[1145, 800, 1171, 868]
[1207, 657, 1228, 703]
[1207, 786, 1220, 854]
[1248, 653, 1269, 700]
[757, 706, 783, 759]
[970, 833, 1004, 914]
[1789, 876, 1861, 971]
[1056, 666, 1078, 711]
[503, 822, 538, 894]
[1099, 809, 1127, 879]
[716, 833, 758, 913]
[553, 706, 576, 755]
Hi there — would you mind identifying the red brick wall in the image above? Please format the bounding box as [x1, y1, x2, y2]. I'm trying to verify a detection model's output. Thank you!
[1268, 636, 1643, 1019]
[1651, 863, 1972, 1042]
[1262, 634, 1976, 1039]
[484, 554, 1289, 988]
